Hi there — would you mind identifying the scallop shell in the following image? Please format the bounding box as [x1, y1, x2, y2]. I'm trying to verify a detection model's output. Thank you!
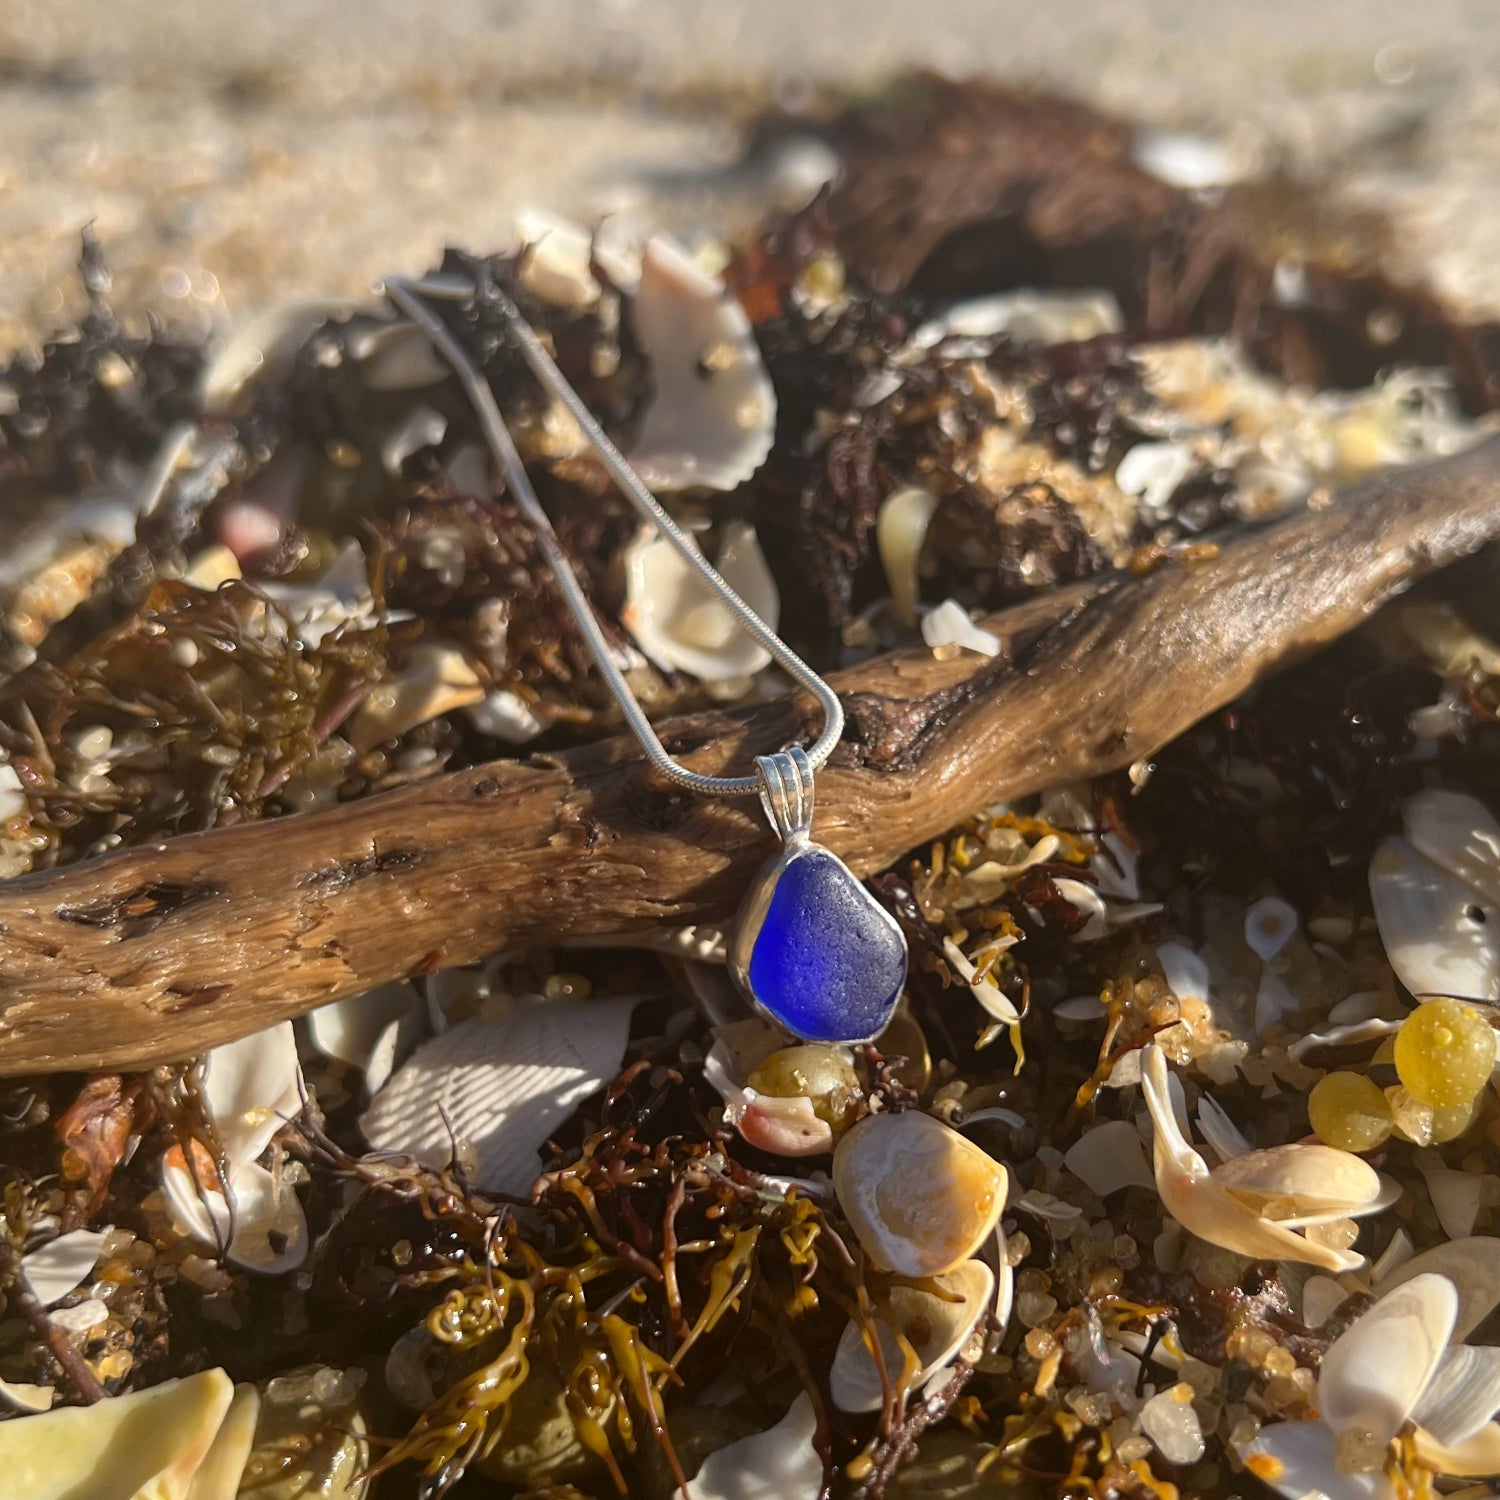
[621, 520, 778, 682]
[830, 1258, 995, 1412]
[359, 997, 638, 1195]
[683, 1393, 820, 1500]
[0, 1368, 238, 1500]
[1369, 836, 1500, 1002]
[627, 237, 777, 493]
[832, 1110, 1007, 1278]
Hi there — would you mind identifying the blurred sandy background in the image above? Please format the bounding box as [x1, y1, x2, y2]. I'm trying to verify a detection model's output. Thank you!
[2, 0, 1499, 342]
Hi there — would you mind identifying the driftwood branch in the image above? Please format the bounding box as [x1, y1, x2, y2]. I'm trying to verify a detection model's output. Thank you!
[3, 439, 1500, 1074]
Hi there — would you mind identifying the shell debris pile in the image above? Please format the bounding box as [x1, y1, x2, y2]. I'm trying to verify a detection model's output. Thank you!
[3, 76, 1500, 1500]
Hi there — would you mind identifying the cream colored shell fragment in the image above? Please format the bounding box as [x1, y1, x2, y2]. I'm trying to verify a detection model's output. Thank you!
[1140, 1045, 1391, 1272]
[627, 237, 777, 493]
[622, 520, 778, 682]
[683, 1392, 821, 1500]
[360, 997, 638, 1195]
[0, 1369, 244, 1500]
[161, 1022, 309, 1276]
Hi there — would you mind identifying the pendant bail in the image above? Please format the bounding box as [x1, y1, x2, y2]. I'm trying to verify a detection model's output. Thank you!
[754, 746, 815, 846]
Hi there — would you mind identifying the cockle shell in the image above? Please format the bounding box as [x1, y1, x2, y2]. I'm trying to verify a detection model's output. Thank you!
[622, 521, 779, 682]
[832, 1110, 1007, 1278]
[0, 1369, 242, 1500]
[161, 1022, 309, 1275]
[628, 236, 777, 493]
[683, 1393, 820, 1500]
[830, 1258, 996, 1412]
[1369, 836, 1500, 1002]
[359, 997, 637, 1194]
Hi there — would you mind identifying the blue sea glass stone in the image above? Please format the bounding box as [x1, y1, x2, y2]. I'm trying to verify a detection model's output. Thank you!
[744, 846, 906, 1043]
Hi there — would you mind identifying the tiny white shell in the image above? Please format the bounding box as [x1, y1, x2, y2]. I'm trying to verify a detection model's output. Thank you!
[910, 289, 1123, 350]
[1157, 942, 1210, 1006]
[1318, 1273, 1457, 1444]
[0, 762, 25, 822]
[622, 521, 778, 682]
[1419, 1163, 1485, 1241]
[876, 486, 939, 626]
[0, 1378, 54, 1413]
[833, 1110, 1007, 1278]
[1239, 1417, 1389, 1500]
[942, 937, 1021, 1026]
[1245, 895, 1299, 961]
[628, 237, 776, 493]
[360, 998, 638, 1195]
[1369, 837, 1500, 1002]
[1194, 1092, 1252, 1163]
[19, 1228, 109, 1308]
[829, 1259, 994, 1412]
[1301, 1275, 1348, 1329]
[348, 641, 485, 750]
[683, 1392, 820, 1500]
[1063, 1120, 1153, 1197]
[921, 599, 1002, 658]
[1115, 441, 1198, 517]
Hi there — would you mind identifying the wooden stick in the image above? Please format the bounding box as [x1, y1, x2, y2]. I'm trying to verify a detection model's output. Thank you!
[3, 439, 1500, 1074]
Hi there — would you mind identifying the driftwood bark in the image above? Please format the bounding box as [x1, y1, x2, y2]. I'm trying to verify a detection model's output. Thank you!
[3, 438, 1500, 1074]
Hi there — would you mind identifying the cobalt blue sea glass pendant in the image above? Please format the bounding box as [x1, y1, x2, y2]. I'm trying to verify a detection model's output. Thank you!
[729, 747, 907, 1044]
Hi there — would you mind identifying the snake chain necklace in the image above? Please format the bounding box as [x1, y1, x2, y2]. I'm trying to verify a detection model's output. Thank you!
[384, 268, 907, 1045]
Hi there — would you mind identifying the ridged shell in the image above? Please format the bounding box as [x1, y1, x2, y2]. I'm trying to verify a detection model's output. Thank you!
[1412, 1344, 1500, 1446]
[833, 1111, 1007, 1278]
[830, 1259, 995, 1412]
[360, 998, 637, 1195]
[1369, 836, 1500, 1001]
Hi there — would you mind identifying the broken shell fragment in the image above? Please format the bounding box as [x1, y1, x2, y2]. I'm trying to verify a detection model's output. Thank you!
[360, 997, 638, 1194]
[0, 1368, 239, 1500]
[19, 1226, 109, 1307]
[833, 1109, 1007, 1277]
[683, 1392, 820, 1500]
[622, 520, 778, 681]
[830, 1258, 996, 1412]
[627, 236, 777, 493]
[1376, 1236, 1500, 1341]
[1402, 788, 1500, 910]
[876, 485, 939, 626]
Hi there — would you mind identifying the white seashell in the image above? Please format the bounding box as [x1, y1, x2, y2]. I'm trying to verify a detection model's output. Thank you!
[1063, 1120, 1153, 1197]
[910, 289, 1123, 350]
[200, 302, 356, 416]
[876, 487, 939, 626]
[833, 1110, 1007, 1278]
[19, 1227, 109, 1307]
[1254, 971, 1297, 1035]
[830, 1259, 994, 1412]
[1245, 895, 1299, 961]
[160, 1022, 309, 1275]
[348, 641, 485, 750]
[1375, 1237, 1500, 1341]
[1052, 995, 1107, 1023]
[48, 1299, 109, 1335]
[1133, 129, 1246, 190]
[621, 521, 778, 681]
[467, 689, 545, 745]
[1318, 1273, 1457, 1445]
[1420, 1163, 1485, 1241]
[921, 599, 1002, 657]
[1239, 1417, 1390, 1500]
[1115, 441, 1198, 518]
[1093, 831, 1141, 900]
[1140, 1045, 1373, 1272]
[1369, 837, 1500, 1002]
[1049, 878, 1110, 940]
[379, 404, 447, 474]
[0, 1368, 238, 1500]
[0, 762, 25, 822]
[1157, 942, 1210, 1005]
[0, 1377, 55, 1413]
[514, 208, 605, 310]
[306, 981, 422, 1075]
[1288, 1016, 1402, 1063]
[1212, 1142, 1393, 1224]
[1403, 789, 1500, 910]
[1412, 1344, 1500, 1447]
[941, 937, 1021, 1026]
[627, 237, 776, 493]
[1370, 1228, 1416, 1283]
[360, 998, 638, 1195]
[683, 1392, 820, 1500]
[1302, 1275, 1348, 1329]
[1139, 1382, 1206, 1465]
[1195, 1092, 1252, 1162]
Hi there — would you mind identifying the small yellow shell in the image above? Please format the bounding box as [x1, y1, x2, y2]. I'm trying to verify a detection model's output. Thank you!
[833, 1110, 1007, 1277]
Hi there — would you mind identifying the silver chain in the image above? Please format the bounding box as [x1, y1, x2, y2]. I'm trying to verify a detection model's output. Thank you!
[383, 273, 844, 798]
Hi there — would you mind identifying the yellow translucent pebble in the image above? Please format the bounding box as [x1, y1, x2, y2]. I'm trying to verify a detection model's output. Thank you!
[1393, 999, 1497, 1109]
[1308, 1071, 1393, 1152]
